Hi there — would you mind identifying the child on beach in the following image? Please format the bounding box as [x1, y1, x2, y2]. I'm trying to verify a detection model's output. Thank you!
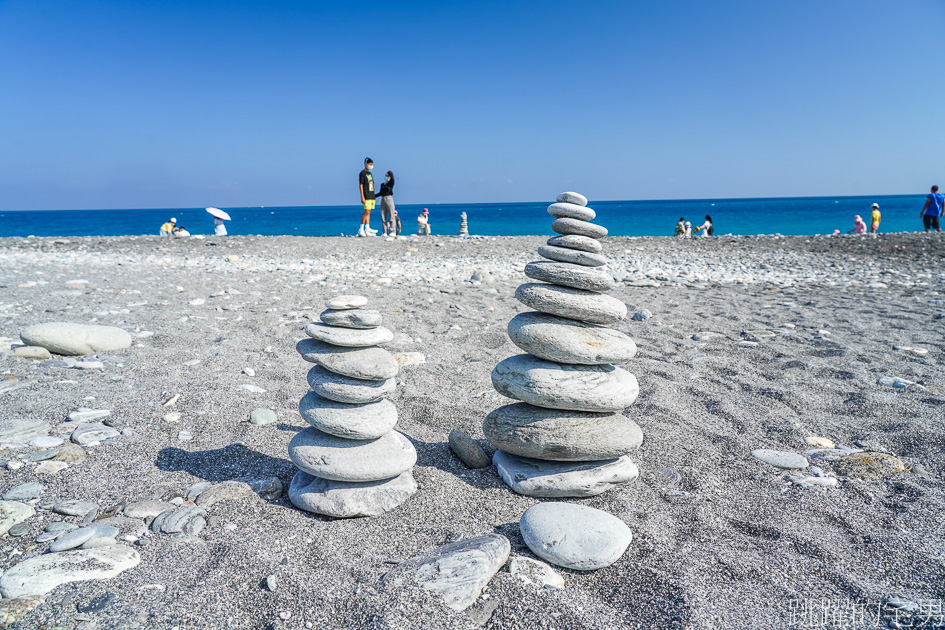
[693, 215, 713, 236]
[674, 217, 686, 236]
[174, 225, 190, 237]
[417, 208, 431, 235]
[847, 215, 867, 235]
[684, 221, 692, 238]
[870, 204, 881, 233]
[392, 210, 401, 235]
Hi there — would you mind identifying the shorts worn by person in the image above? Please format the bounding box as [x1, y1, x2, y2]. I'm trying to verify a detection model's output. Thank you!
[921, 185, 943, 232]
[870, 203, 881, 233]
[358, 157, 378, 237]
[160, 218, 177, 236]
[417, 208, 431, 236]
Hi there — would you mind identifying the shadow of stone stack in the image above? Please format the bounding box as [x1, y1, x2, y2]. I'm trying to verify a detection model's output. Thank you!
[483, 192, 643, 498]
[458, 212, 469, 236]
[290, 295, 418, 518]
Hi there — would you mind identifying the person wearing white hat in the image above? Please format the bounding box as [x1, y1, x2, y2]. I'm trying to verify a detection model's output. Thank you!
[683, 220, 692, 238]
[160, 217, 177, 236]
[869, 203, 881, 234]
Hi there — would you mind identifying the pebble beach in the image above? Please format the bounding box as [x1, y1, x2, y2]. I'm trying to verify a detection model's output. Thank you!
[0, 231, 943, 629]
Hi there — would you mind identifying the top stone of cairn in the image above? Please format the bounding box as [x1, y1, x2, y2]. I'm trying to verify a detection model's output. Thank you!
[325, 295, 368, 310]
[555, 191, 588, 207]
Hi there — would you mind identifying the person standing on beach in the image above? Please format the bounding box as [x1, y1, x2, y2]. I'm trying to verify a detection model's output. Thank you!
[358, 157, 377, 237]
[920, 185, 943, 233]
[869, 203, 881, 233]
[376, 170, 395, 235]
[392, 210, 401, 235]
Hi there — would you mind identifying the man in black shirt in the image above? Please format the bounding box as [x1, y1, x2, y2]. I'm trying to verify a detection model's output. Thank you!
[358, 157, 377, 237]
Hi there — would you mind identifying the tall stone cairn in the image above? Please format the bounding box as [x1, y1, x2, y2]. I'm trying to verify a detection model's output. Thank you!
[483, 192, 643, 498]
[458, 211, 469, 236]
[290, 295, 418, 518]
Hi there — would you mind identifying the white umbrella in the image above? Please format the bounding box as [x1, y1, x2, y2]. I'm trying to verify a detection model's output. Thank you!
[206, 207, 231, 221]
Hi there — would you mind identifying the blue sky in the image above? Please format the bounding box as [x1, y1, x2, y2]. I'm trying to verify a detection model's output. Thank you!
[1, 0, 943, 210]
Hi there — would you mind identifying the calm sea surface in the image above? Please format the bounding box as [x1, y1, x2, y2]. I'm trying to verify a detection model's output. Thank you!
[0, 195, 929, 238]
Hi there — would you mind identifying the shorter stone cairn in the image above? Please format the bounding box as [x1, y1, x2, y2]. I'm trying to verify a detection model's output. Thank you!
[458, 211, 469, 236]
[484, 191, 643, 498]
[291, 295, 417, 518]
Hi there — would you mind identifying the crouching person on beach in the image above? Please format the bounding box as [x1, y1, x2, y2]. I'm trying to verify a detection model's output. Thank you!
[417, 208, 431, 235]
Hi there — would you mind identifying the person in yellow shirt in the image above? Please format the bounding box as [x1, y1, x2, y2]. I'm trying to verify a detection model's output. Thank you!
[869, 203, 881, 234]
[160, 217, 177, 236]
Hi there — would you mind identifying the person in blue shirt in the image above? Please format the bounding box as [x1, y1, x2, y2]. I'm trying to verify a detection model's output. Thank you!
[920, 185, 943, 233]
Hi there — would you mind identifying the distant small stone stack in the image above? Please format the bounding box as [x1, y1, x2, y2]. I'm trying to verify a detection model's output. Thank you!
[290, 295, 417, 518]
[483, 192, 642, 497]
[458, 212, 469, 236]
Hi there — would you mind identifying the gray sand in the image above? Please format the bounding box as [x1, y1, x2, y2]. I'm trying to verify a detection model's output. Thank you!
[0, 232, 943, 629]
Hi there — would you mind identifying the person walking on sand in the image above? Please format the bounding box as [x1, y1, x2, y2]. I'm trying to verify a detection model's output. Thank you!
[160, 217, 176, 236]
[869, 203, 881, 233]
[694, 214, 713, 237]
[376, 170, 396, 235]
[920, 185, 943, 233]
[674, 217, 686, 236]
[358, 157, 377, 237]
[417, 208, 431, 235]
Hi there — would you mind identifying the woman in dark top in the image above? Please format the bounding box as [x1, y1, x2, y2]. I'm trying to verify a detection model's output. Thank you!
[377, 171, 396, 236]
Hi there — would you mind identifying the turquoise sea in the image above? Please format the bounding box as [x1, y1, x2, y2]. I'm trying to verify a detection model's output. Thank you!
[0, 195, 930, 238]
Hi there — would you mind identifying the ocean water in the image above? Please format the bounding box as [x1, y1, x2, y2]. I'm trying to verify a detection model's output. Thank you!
[0, 195, 930, 238]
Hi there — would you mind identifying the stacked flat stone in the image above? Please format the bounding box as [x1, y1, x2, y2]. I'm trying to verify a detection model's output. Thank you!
[483, 192, 643, 498]
[458, 212, 469, 236]
[290, 295, 417, 518]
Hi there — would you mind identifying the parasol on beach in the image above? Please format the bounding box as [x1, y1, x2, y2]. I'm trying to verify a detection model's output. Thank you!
[206, 207, 231, 221]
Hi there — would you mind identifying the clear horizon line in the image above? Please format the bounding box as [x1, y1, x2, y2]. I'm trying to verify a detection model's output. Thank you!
[0, 191, 923, 212]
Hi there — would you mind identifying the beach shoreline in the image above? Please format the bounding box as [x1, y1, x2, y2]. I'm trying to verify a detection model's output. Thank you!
[0, 233, 942, 629]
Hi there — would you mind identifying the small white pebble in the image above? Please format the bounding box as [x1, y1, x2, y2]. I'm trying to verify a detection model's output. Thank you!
[6, 461, 23, 471]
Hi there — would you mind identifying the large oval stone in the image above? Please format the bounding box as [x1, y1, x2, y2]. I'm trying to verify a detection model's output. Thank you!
[320, 308, 382, 329]
[493, 450, 638, 497]
[547, 202, 595, 221]
[296, 338, 399, 380]
[20, 323, 131, 356]
[555, 191, 587, 206]
[524, 262, 614, 292]
[298, 392, 398, 440]
[325, 295, 367, 310]
[537, 245, 607, 267]
[483, 403, 642, 461]
[492, 354, 638, 412]
[508, 312, 636, 365]
[551, 218, 607, 239]
[515, 283, 627, 324]
[0, 546, 141, 598]
[307, 366, 394, 404]
[304, 322, 393, 348]
[289, 470, 417, 518]
[520, 502, 632, 570]
[547, 234, 601, 253]
[288, 427, 417, 482]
